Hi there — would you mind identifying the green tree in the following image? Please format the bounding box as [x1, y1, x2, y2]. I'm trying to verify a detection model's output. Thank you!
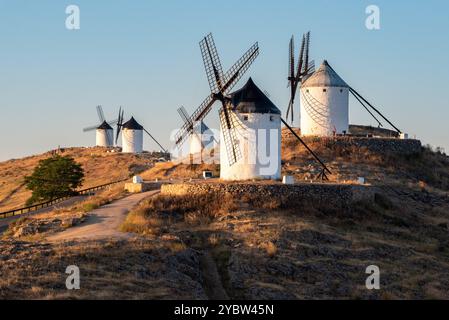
[25, 155, 84, 205]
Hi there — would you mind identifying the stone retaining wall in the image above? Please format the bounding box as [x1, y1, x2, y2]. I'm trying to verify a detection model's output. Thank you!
[303, 136, 422, 155]
[282, 129, 422, 155]
[161, 182, 374, 209]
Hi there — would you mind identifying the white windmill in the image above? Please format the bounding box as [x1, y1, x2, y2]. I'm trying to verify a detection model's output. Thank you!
[177, 105, 217, 162]
[219, 78, 282, 180]
[120, 117, 144, 153]
[300, 60, 349, 136]
[83, 105, 117, 147]
[175, 33, 331, 180]
[287, 31, 402, 138]
[115, 107, 167, 154]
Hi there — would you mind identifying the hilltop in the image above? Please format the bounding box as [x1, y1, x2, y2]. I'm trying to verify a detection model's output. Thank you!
[281, 127, 448, 188]
[1, 133, 449, 299]
[137, 127, 448, 192]
[0, 147, 159, 213]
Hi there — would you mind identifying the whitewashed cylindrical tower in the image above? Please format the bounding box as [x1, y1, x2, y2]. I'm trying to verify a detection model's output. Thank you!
[220, 78, 281, 181]
[300, 60, 349, 136]
[189, 122, 209, 155]
[189, 134, 203, 155]
[121, 117, 143, 153]
[95, 121, 114, 147]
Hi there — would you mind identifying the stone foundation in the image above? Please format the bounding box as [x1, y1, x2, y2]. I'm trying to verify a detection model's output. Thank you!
[304, 136, 422, 155]
[161, 182, 374, 209]
[282, 128, 422, 155]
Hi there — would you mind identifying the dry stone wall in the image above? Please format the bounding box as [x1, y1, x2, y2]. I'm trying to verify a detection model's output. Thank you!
[304, 136, 422, 155]
[161, 182, 374, 209]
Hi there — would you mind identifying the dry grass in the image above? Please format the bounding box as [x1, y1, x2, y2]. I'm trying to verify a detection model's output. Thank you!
[82, 202, 100, 213]
[3, 178, 449, 299]
[120, 207, 163, 235]
[121, 193, 238, 234]
[208, 233, 221, 247]
[3, 128, 449, 300]
[0, 147, 156, 212]
[0, 238, 205, 299]
[115, 178, 449, 299]
[262, 241, 277, 258]
[140, 162, 220, 181]
[281, 128, 449, 191]
[3, 183, 128, 239]
[121, 190, 340, 239]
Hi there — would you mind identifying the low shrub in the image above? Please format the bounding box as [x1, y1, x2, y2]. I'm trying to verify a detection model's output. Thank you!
[82, 202, 99, 213]
[121, 193, 238, 234]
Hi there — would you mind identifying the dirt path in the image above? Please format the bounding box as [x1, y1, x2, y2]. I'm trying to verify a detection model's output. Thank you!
[47, 190, 159, 242]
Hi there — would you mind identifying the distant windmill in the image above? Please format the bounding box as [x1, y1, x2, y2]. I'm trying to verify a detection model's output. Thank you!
[286, 31, 315, 124]
[83, 105, 118, 147]
[115, 106, 167, 153]
[177, 105, 215, 159]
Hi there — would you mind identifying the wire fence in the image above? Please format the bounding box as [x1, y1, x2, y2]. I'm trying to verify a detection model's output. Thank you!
[0, 179, 127, 219]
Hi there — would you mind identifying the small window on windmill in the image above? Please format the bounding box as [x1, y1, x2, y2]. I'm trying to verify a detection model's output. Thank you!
[306, 89, 309, 93]
[340, 89, 343, 93]
[270, 115, 275, 121]
[323, 89, 327, 92]
[243, 115, 248, 121]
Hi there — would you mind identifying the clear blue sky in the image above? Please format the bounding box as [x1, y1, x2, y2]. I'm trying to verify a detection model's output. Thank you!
[0, 0, 448, 161]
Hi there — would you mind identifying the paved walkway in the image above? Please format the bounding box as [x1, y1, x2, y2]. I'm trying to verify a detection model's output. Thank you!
[47, 190, 159, 242]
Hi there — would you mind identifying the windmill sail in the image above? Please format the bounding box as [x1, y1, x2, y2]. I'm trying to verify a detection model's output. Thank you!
[286, 31, 313, 124]
[175, 33, 259, 166]
[115, 107, 124, 144]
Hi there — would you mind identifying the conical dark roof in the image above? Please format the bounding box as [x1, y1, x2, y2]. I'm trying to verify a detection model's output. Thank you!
[97, 121, 113, 130]
[122, 117, 143, 130]
[230, 78, 281, 114]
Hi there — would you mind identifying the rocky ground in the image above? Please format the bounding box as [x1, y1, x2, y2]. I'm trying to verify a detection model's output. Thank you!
[1, 182, 449, 299]
[1, 134, 449, 299]
[0, 238, 206, 299]
[6, 213, 87, 239]
[124, 185, 449, 299]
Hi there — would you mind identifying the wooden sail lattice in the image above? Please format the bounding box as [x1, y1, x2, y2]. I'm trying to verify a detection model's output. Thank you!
[219, 107, 242, 166]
